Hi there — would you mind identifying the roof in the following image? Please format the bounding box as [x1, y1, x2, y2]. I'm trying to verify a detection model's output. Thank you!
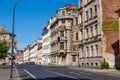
[65, 4, 78, 10]
[0, 26, 11, 34]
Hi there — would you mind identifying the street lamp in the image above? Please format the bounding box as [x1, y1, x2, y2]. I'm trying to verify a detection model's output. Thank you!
[10, 0, 21, 79]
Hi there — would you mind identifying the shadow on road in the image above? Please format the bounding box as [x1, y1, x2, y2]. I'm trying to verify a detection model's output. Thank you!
[22, 77, 91, 80]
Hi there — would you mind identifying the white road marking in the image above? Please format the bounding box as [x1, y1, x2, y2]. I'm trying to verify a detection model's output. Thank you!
[106, 73, 120, 78]
[44, 69, 77, 79]
[24, 69, 36, 79]
[79, 71, 91, 75]
[15, 67, 20, 80]
[70, 72, 81, 75]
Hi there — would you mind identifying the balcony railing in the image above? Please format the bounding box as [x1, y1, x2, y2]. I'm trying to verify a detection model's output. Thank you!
[57, 15, 73, 19]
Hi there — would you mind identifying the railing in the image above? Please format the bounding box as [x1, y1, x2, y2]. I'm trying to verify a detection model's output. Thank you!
[57, 15, 73, 19]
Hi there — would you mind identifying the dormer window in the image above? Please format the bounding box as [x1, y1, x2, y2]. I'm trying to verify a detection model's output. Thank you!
[62, 11, 65, 16]
[67, 10, 71, 15]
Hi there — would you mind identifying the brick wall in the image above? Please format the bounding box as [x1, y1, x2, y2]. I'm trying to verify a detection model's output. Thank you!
[103, 31, 119, 55]
[102, 0, 120, 21]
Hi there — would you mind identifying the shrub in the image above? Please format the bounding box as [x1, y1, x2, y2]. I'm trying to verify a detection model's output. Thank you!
[101, 59, 110, 69]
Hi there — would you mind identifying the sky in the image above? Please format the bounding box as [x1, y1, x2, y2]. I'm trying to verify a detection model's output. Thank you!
[0, 0, 78, 50]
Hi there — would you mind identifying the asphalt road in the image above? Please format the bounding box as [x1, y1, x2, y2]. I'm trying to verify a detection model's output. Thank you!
[16, 64, 120, 80]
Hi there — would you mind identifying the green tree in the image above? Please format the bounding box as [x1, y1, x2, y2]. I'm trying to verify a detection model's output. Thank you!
[101, 59, 110, 69]
[0, 40, 10, 59]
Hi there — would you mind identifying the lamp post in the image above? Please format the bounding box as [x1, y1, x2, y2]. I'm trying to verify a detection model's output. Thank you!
[10, 0, 21, 79]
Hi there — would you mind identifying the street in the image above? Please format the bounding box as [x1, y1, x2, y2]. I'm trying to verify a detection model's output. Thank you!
[16, 64, 120, 80]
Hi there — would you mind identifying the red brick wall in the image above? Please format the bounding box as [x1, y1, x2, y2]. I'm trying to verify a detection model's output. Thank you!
[103, 31, 119, 55]
[102, 0, 120, 21]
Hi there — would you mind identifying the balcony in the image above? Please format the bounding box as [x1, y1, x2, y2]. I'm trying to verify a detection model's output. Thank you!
[51, 40, 57, 46]
[57, 15, 73, 20]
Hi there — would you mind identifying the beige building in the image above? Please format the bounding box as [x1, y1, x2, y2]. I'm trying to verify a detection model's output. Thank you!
[0, 26, 12, 44]
[15, 50, 24, 64]
[0, 26, 12, 63]
[50, 4, 79, 66]
[40, 0, 120, 68]
[77, 0, 120, 68]
[37, 38, 42, 64]
[23, 38, 42, 64]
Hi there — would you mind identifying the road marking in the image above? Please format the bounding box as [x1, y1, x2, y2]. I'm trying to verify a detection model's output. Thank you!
[15, 67, 20, 80]
[79, 72, 91, 75]
[45, 69, 77, 79]
[24, 69, 36, 79]
[70, 72, 81, 75]
[106, 73, 120, 78]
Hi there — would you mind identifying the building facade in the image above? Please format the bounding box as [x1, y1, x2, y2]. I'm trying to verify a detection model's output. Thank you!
[23, 44, 31, 63]
[0, 26, 12, 63]
[15, 50, 24, 64]
[76, 0, 120, 68]
[42, 23, 51, 65]
[0, 26, 12, 45]
[49, 4, 79, 66]
[115, 8, 120, 69]
[37, 38, 42, 64]
[29, 41, 38, 64]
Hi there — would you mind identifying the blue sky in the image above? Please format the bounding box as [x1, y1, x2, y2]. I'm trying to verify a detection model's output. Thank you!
[0, 0, 78, 50]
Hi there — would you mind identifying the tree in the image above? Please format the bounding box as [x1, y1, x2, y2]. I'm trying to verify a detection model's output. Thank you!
[101, 59, 110, 69]
[0, 40, 10, 59]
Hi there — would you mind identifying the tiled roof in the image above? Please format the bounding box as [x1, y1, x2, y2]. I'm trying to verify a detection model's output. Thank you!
[65, 4, 78, 10]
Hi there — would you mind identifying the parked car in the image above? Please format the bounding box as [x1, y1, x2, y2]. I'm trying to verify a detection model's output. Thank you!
[30, 62, 35, 65]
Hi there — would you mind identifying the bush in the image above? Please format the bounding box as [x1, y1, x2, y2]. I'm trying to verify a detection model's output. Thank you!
[101, 59, 110, 69]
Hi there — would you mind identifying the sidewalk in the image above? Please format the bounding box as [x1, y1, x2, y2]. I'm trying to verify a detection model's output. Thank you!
[0, 67, 20, 80]
[70, 67, 120, 76]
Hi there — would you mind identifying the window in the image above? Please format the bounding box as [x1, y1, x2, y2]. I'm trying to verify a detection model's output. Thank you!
[95, 24, 98, 35]
[80, 29, 83, 40]
[91, 63, 93, 66]
[86, 28, 89, 39]
[94, 5, 97, 16]
[86, 46, 89, 57]
[60, 42, 64, 50]
[62, 56, 65, 62]
[95, 63, 98, 66]
[91, 46, 93, 56]
[62, 20, 65, 24]
[90, 26, 93, 37]
[90, 8, 93, 19]
[87, 63, 89, 66]
[80, 13, 82, 24]
[67, 10, 71, 15]
[72, 55, 76, 62]
[60, 31, 64, 37]
[95, 44, 98, 56]
[76, 33, 78, 41]
[80, 47, 83, 57]
[62, 11, 65, 16]
[86, 11, 89, 21]
[82, 63, 84, 65]
[75, 17, 78, 26]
